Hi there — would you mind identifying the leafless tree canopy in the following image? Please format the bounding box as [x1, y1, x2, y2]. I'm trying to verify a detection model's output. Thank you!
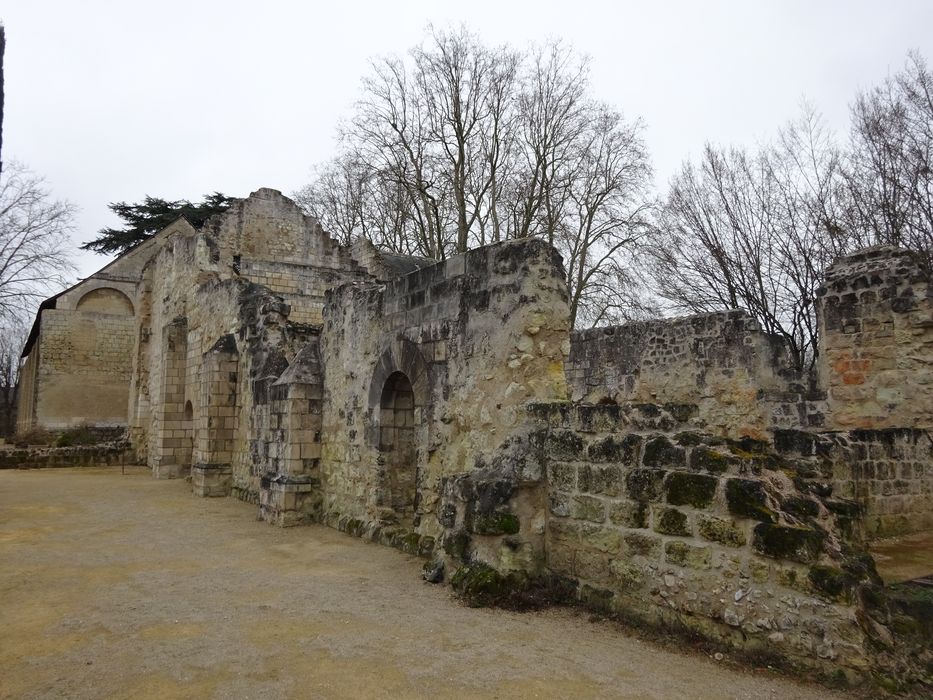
[0, 317, 24, 436]
[0, 161, 75, 324]
[648, 51, 933, 373]
[296, 28, 655, 328]
[843, 50, 933, 271]
[649, 107, 851, 371]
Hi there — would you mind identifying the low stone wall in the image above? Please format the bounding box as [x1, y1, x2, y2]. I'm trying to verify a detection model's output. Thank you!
[565, 311, 823, 439]
[0, 441, 134, 469]
[524, 401, 927, 685]
[775, 427, 933, 538]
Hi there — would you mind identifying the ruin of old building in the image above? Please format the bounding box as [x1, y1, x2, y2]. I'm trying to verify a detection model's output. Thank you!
[15, 188, 933, 687]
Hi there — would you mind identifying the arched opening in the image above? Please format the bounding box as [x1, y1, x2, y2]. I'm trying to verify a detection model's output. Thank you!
[181, 401, 194, 470]
[378, 371, 418, 527]
[76, 287, 134, 316]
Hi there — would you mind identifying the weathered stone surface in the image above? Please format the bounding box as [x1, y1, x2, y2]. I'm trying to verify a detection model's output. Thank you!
[664, 541, 712, 569]
[697, 515, 746, 547]
[642, 436, 686, 469]
[665, 472, 718, 508]
[625, 468, 666, 502]
[15, 191, 933, 692]
[725, 478, 777, 522]
[654, 507, 691, 536]
[752, 523, 825, 564]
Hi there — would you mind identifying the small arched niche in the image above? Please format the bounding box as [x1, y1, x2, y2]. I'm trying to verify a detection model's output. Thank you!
[378, 371, 418, 526]
[76, 287, 134, 316]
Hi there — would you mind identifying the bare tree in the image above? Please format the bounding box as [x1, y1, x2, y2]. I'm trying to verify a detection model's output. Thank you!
[844, 50, 933, 270]
[649, 108, 847, 371]
[294, 152, 369, 247]
[0, 317, 24, 437]
[299, 30, 655, 328]
[0, 162, 75, 323]
[558, 104, 654, 327]
[511, 42, 589, 243]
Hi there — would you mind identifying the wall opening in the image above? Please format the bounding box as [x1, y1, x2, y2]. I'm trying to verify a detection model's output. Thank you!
[180, 401, 194, 469]
[378, 371, 418, 527]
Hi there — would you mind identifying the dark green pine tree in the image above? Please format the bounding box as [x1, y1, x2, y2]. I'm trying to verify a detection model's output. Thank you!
[81, 192, 233, 256]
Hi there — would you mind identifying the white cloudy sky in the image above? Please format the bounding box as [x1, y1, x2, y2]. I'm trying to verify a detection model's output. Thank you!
[4, 0, 933, 281]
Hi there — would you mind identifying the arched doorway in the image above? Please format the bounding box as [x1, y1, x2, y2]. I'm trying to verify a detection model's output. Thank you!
[378, 371, 418, 526]
[180, 401, 194, 472]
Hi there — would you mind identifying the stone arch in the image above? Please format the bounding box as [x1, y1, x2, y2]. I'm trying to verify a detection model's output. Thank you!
[180, 400, 194, 469]
[378, 372, 418, 525]
[76, 287, 134, 316]
[368, 339, 430, 527]
[367, 339, 430, 416]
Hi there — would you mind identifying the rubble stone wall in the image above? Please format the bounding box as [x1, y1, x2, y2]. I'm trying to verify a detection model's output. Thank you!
[774, 427, 933, 538]
[818, 246, 933, 431]
[529, 401, 907, 682]
[318, 239, 571, 572]
[566, 311, 824, 439]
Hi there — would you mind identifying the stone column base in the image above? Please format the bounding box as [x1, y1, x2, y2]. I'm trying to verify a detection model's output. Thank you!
[259, 474, 319, 526]
[152, 463, 189, 480]
[192, 463, 233, 497]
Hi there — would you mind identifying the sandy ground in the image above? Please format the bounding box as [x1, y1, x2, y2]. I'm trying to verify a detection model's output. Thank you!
[870, 530, 933, 584]
[0, 467, 852, 700]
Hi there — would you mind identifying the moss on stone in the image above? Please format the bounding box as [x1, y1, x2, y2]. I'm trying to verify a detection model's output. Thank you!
[782, 496, 821, 519]
[418, 535, 436, 557]
[654, 507, 691, 537]
[579, 525, 624, 554]
[642, 436, 686, 468]
[577, 464, 623, 496]
[665, 541, 712, 569]
[808, 565, 854, 602]
[587, 434, 641, 464]
[665, 472, 718, 508]
[471, 511, 521, 536]
[884, 582, 933, 640]
[547, 462, 576, 491]
[608, 500, 648, 528]
[725, 478, 777, 522]
[571, 494, 606, 523]
[450, 563, 524, 607]
[697, 515, 746, 547]
[752, 523, 825, 564]
[609, 560, 644, 591]
[625, 468, 666, 502]
[402, 532, 422, 555]
[673, 431, 705, 447]
[443, 530, 471, 560]
[544, 430, 585, 460]
[689, 447, 736, 474]
[623, 531, 662, 558]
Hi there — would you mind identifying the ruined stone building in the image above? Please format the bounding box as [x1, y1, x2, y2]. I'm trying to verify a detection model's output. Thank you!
[16, 188, 933, 686]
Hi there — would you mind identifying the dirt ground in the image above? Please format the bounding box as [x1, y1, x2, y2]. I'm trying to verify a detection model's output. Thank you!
[0, 467, 851, 700]
[870, 530, 933, 584]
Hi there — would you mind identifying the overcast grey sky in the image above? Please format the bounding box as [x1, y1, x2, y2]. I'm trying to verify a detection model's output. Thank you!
[4, 1, 933, 280]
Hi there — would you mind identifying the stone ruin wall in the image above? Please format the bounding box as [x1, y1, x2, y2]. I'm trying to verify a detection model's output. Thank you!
[818, 246, 933, 431]
[316, 240, 571, 572]
[566, 310, 825, 440]
[530, 401, 879, 678]
[129, 189, 373, 482]
[564, 250, 933, 540]
[203, 189, 374, 325]
[47, 187, 928, 689]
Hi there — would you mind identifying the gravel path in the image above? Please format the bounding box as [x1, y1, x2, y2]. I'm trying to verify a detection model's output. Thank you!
[0, 467, 850, 700]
